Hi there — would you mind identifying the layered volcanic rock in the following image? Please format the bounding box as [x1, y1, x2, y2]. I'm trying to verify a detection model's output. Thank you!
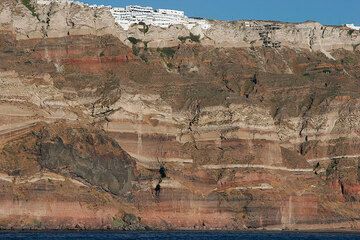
[0, 122, 140, 229]
[0, 0, 360, 231]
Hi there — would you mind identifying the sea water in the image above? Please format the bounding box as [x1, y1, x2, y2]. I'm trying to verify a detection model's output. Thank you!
[1, 231, 360, 240]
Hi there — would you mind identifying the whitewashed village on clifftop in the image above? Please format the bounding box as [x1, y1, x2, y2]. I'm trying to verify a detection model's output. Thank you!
[35, 0, 211, 30]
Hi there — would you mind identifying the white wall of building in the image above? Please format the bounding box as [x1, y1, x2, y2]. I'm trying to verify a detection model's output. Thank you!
[346, 24, 360, 31]
[110, 5, 210, 30]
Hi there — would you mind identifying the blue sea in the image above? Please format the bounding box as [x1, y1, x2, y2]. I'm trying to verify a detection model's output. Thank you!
[1, 231, 360, 240]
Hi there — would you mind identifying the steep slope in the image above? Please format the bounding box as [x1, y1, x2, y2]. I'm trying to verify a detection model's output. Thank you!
[0, 0, 360, 230]
[0, 121, 140, 229]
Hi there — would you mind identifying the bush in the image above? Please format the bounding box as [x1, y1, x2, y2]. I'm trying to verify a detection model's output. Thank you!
[166, 62, 174, 69]
[139, 54, 148, 63]
[112, 218, 126, 229]
[132, 45, 140, 56]
[143, 41, 149, 51]
[178, 36, 188, 43]
[178, 33, 201, 43]
[326, 159, 339, 177]
[138, 22, 149, 34]
[128, 37, 141, 45]
[348, 29, 355, 36]
[241, 79, 255, 97]
[158, 47, 176, 59]
[189, 33, 200, 43]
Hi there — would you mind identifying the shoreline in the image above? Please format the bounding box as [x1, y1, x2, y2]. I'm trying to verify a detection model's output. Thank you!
[1, 228, 360, 233]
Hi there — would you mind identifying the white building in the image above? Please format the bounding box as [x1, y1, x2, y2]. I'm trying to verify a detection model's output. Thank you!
[110, 5, 210, 30]
[35, 1, 211, 30]
[346, 24, 360, 31]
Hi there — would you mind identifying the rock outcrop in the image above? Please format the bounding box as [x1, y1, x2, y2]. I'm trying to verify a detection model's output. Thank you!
[0, 122, 138, 229]
[0, 0, 360, 231]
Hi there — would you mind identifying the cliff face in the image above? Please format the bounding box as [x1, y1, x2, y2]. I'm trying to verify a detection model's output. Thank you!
[0, 0, 360, 230]
[2, 0, 360, 51]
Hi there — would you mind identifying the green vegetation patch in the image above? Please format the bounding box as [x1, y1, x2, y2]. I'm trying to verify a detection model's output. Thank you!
[166, 62, 174, 69]
[138, 22, 149, 34]
[127, 37, 141, 45]
[112, 218, 126, 229]
[241, 79, 256, 98]
[158, 47, 176, 59]
[127, 37, 149, 62]
[132, 45, 140, 56]
[21, 0, 39, 19]
[139, 53, 148, 62]
[303, 72, 311, 77]
[178, 33, 201, 43]
[143, 41, 149, 51]
[326, 159, 340, 177]
[189, 33, 201, 42]
[32, 219, 43, 229]
[178, 36, 188, 43]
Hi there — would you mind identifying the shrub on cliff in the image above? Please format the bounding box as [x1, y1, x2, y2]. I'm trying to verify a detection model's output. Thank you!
[189, 33, 201, 42]
[21, 0, 39, 20]
[128, 37, 141, 45]
[178, 33, 201, 43]
[132, 45, 140, 56]
[138, 22, 149, 34]
[178, 36, 187, 43]
[158, 47, 176, 59]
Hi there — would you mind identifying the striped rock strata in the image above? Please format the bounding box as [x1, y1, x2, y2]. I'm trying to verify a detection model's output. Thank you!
[0, 0, 360, 231]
